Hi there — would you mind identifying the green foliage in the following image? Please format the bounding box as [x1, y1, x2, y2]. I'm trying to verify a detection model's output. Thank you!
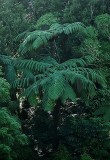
[28, 92, 38, 106]
[0, 77, 10, 103]
[0, 0, 29, 55]
[0, 67, 10, 103]
[53, 145, 72, 160]
[14, 19, 106, 112]
[0, 108, 28, 160]
[36, 13, 59, 29]
[81, 153, 94, 160]
[0, 54, 16, 83]
[32, 109, 110, 160]
[100, 42, 110, 63]
[19, 22, 85, 54]
[95, 14, 110, 39]
[93, 86, 110, 122]
[0, 0, 110, 160]
[12, 55, 105, 111]
[81, 26, 100, 58]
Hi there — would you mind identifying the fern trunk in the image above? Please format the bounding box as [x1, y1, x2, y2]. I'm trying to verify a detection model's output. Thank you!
[52, 99, 61, 151]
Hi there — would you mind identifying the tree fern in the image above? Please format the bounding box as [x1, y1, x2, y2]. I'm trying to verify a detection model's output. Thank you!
[12, 56, 106, 111]
[19, 22, 85, 54]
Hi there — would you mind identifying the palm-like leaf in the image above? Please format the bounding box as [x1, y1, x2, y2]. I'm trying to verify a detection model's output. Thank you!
[12, 55, 106, 111]
[19, 22, 85, 54]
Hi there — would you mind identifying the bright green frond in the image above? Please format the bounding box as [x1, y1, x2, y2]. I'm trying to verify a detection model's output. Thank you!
[63, 22, 85, 35]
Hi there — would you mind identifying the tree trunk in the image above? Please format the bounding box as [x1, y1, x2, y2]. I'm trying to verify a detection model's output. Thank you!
[52, 99, 61, 151]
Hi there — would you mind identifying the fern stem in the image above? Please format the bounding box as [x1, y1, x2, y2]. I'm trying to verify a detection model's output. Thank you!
[52, 99, 61, 151]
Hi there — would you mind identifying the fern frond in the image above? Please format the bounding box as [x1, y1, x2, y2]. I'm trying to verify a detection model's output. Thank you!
[61, 70, 94, 90]
[19, 31, 52, 53]
[63, 22, 85, 35]
[22, 80, 40, 97]
[60, 58, 86, 69]
[32, 31, 52, 49]
[42, 92, 55, 111]
[12, 78, 30, 88]
[60, 84, 76, 104]
[19, 22, 85, 53]
[15, 31, 30, 42]
[14, 59, 52, 72]
[12, 55, 106, 111]
[48, 73, 66, 100]
[61, 67, 106, 87]
[22, 69, 34, 78]
[84, 55, 95, 64]
[38, 56, 59, 65]
[49, 23, 63, 35]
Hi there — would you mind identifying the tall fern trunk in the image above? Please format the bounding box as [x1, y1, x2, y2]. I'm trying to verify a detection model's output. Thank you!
[52, 99, 61, 151]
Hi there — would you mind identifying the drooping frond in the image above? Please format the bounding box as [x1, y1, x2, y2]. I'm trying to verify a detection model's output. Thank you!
[19, 22, 85, 54]
[15, 31, 30, 42]
[49, 22, 85, 35]
[12, 55, 106, 111]
[14, 59, 52, 72]
[48, 73, 66, 100]
[12, 78, 30, 88]
[83, 55, 95, 64]
[22, 69, 34, 79]
[59, 58, 86, 69]
[19, 31, 52, 53]
[22, 81, 40, 97]
[63, 22, 85, 35]
[38, 56, 59, 65]
[42, 92, 55, 111]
